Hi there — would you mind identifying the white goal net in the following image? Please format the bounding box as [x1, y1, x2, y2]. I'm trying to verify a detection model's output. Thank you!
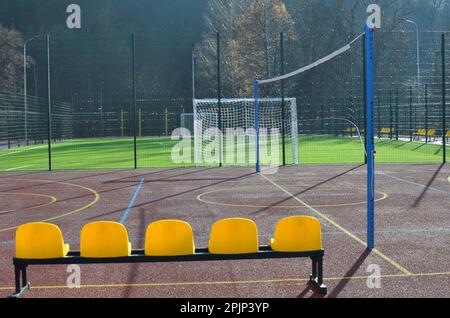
[193, 98, 298, 167]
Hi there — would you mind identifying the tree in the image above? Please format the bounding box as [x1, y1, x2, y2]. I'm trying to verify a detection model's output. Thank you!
[195, 0, 253, 98]
[228, 0, 295, 96]
[196, 0, 295, 97]
[0, 25, 30, 93]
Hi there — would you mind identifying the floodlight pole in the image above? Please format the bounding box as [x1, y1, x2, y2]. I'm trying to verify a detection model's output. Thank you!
[23, 35, 42, 146]
[399, 18, 420, 106]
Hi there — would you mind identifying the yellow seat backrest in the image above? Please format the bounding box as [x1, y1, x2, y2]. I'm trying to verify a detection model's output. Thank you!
[145, 220, 195, 256]
[80, 221, 131, 258]
[446, 131, 450, 137]
[270, 216, 322, 253]
[15, 222, 70, 259]
[428, 129, 436, 136]
[209, 218, 258, 255]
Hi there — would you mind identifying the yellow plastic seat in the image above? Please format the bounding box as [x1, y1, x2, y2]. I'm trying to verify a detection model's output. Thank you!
[270, 216, 322, 253]
[15, 222, 70, 259]
[80, 221, 131, 258]
[145, 220, 195, 256]
[209, 218, 258, 255]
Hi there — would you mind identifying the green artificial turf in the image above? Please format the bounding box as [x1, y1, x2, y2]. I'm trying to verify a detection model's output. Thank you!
[0, 135, 444, 171]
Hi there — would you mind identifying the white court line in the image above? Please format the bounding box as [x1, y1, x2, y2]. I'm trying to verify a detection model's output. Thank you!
[0, 146, 41, 157]
[378, 172, 450, 195]
[4, 165, 31, 172]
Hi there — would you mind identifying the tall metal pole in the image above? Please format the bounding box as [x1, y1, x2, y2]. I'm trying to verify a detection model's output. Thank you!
[23, 44, 28, 145]
[389, 89, 393, 140]
[254, 78, 260, 173]
[23, 35, 42, 146]
[46, 34, 52, 171]
[399, 18, 420, 108]
[192, 44, 195, 103]
[425, 84, 429, 143]
[363, 34, 367, 164]
[365, 25, 375, 250]
[217, 32, 222, 167]
[132, 33, 138, 169]
[280, 32, 286, 166]
[395, 89, 399, 140]
[442, 34, 447, 164]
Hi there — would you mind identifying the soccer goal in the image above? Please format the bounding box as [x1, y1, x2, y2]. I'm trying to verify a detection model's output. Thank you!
[193, 98, 298, 167]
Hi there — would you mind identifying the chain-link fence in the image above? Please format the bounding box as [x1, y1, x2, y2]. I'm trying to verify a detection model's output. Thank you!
[0, 31, 449, 171]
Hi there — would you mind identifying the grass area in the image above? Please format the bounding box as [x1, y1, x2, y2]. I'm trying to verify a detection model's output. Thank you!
[299, 136, 443, 164]
[0, 135, 444, 171]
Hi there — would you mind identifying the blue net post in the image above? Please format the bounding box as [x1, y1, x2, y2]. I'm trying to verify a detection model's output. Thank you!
[254, 78, 260, 173]
[365, 25, 375, 249]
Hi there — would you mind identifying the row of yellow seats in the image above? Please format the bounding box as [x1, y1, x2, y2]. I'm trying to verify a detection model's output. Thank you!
[416, 129, 436, 136]
[16, 216, 322, 260]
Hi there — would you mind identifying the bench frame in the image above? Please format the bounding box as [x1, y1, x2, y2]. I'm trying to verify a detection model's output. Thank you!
[11, 246, 326, 298]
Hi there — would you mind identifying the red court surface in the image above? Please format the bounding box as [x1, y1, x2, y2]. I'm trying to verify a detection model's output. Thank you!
[1, 164, 449, 298]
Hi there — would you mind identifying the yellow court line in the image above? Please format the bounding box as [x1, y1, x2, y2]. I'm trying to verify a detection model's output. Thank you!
[0, 192, 57, 214]
[1, 271, 449, 292]
[259, 173, 413, 276]
[0, 178, 100, 233]
[197, 189, 388, 209]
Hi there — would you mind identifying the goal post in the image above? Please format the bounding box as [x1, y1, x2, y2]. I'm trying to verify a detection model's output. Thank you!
[193, 98, 298, 168]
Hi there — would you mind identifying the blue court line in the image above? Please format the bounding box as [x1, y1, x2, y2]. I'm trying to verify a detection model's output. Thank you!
[119, 178, 145, 224]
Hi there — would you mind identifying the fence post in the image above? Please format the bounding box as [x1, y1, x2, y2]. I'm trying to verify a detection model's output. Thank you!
[46, 34, 52, 171]
[7, 110, 11, 149]
[389, 89, 393, 140]
[442, 33, 447, 164]
[280, 32, 286, 166]
[139, 108, 142, 137]
[395, 89, 399, 140]
[410, 86, 413, 142]
[121, 109, 124, 137]
[425, 84, 428, 143]
[217, 32, 223, 167]
[165, 108, 168, 136]
[132, 33, 137, 169]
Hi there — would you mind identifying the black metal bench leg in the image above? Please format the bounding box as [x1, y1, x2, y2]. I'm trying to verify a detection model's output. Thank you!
[21, 266, 29, 289]
[15, 266, 21, 295]
[309, 257, 327, 295]
[9, 266, 30, 298]
[310, 258, 317, 282]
